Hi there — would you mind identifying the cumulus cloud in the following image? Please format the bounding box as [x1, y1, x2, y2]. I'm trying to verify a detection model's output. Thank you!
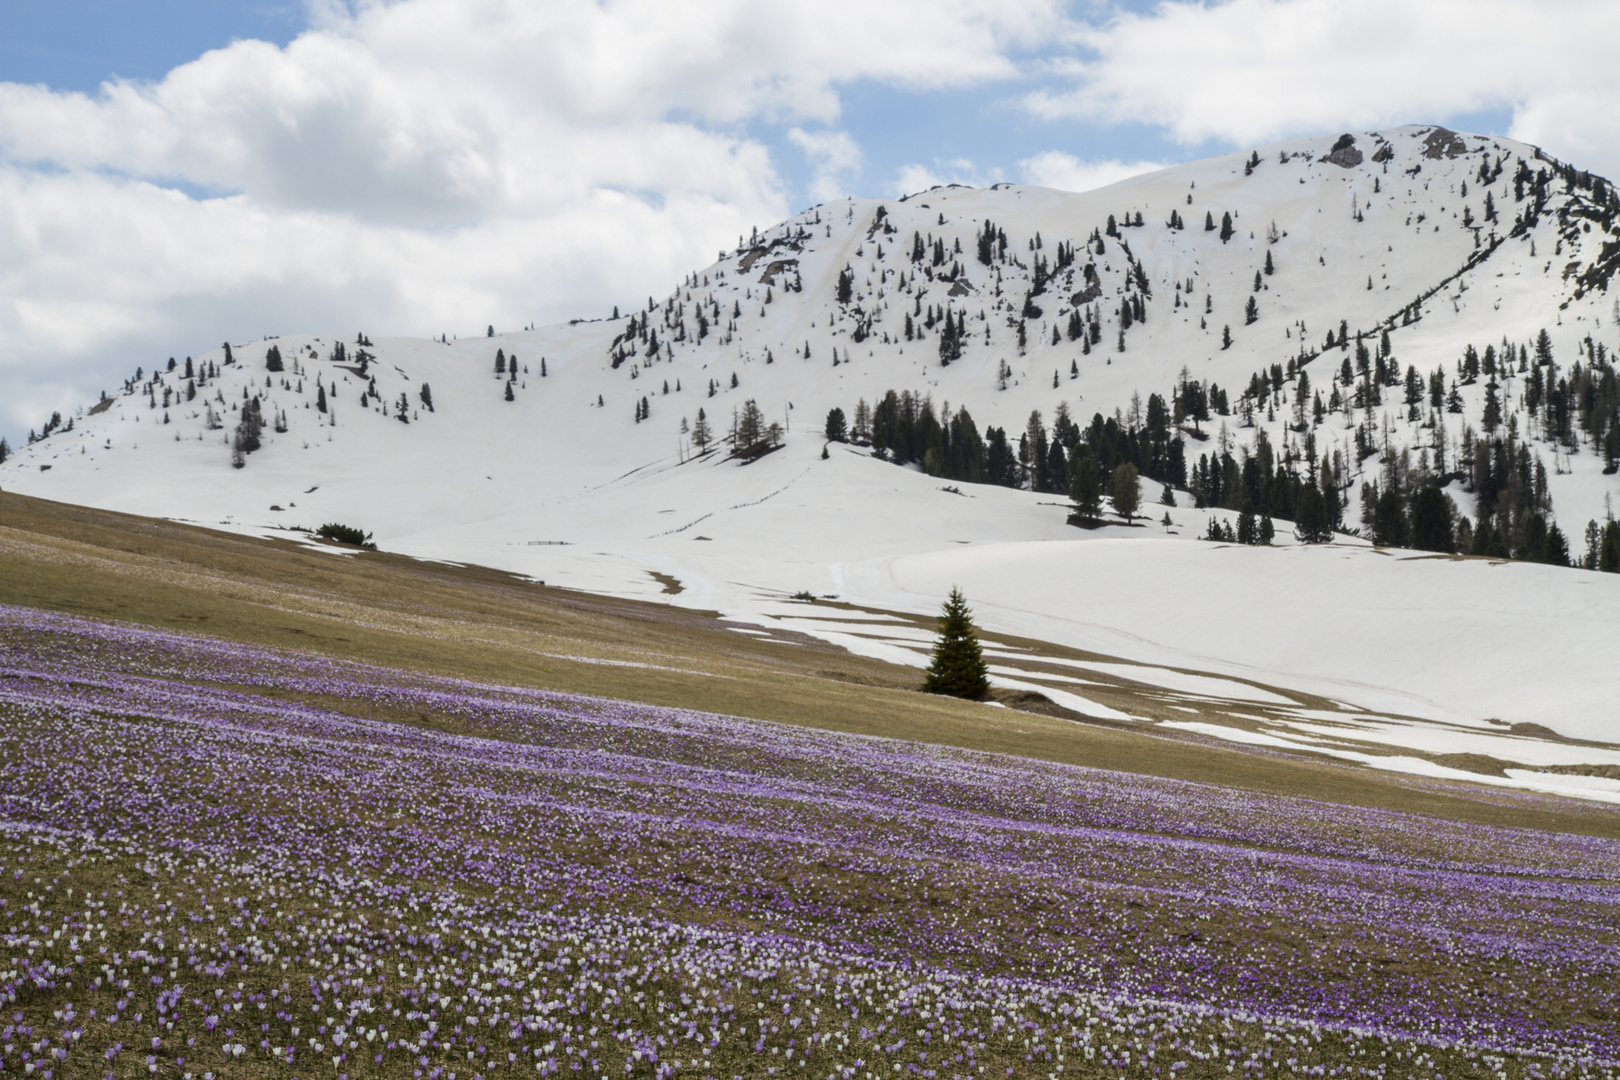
[1027, 0, 1620, 179]
[788, 128, 864, 203]
[1017, 151, 1165, 193]
[0, 0, 1065, 437]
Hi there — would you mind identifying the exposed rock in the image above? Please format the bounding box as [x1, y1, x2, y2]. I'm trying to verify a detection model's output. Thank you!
[1324, 134, 1363, 168]
[760, 258, 798, 286]
[1071, 282, 1102, 306]
[1422, 127, 1467, 159]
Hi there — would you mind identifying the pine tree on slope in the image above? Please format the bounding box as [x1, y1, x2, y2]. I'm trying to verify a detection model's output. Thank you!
[922, 588, 990, 699]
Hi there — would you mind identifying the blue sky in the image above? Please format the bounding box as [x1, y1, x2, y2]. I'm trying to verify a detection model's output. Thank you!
[0, 0, 1607, 445]
[0, 2, 304, 91]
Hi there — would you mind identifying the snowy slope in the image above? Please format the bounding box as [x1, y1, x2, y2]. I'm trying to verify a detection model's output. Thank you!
[5, 125, 1620, 789]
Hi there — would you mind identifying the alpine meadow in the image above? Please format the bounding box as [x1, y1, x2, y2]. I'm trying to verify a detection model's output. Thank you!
[1, 5, 1619, 1080]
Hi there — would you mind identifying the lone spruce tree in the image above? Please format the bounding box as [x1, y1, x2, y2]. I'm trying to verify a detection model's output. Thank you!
[922, 587, 990, 699]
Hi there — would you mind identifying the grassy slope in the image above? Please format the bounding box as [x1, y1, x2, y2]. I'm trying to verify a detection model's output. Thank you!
[1, 489, 1614, 839]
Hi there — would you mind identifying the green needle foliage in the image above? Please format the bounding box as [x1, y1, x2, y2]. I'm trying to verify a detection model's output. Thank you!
[922, 586, 990, 699]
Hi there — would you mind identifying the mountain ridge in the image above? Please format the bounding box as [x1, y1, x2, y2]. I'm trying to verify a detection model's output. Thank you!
[4, 124, 1620, 760]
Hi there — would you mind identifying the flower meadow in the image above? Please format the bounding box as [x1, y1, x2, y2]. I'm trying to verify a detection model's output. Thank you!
[0, 604, 1615, 1080]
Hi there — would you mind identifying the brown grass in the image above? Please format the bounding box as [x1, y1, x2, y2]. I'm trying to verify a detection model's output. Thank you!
[2, 489, 1615, 839]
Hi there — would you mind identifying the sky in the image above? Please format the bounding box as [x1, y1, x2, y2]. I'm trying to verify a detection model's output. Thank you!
[0, 0, 1614, 446]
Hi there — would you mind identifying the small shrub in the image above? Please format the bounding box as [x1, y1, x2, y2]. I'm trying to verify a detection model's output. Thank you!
[316, 523, 375, 548]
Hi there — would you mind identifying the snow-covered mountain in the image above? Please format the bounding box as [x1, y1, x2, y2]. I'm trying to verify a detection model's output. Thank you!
[6, 124, 1620, 780]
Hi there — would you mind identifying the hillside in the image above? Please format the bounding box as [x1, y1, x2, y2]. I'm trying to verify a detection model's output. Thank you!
[4, 582, 1617, 1080]
[3, 124, 1620, 778]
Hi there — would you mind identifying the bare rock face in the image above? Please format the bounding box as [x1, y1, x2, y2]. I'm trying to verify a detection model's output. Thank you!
[1324, 133, 1364, 168]
[1423, 127, 1467, 159]
[1371, 141, 1394, 163]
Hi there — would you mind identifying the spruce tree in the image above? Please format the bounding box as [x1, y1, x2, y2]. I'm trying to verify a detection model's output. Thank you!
[824, 407, 847, 442]
[1409, 487, 1454, 552]
[1292, 481, 1332, 543]
[1543, 524, 1571, 566]
[1237, 504, 1256, 544]
[922, 587, 990, 699]
[1373, 488, 1407, 547]
[1600, 522, 1620, 572]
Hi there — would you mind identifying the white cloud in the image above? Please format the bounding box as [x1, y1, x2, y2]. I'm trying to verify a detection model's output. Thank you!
[1029, 0, 1620, 179]
[788, 128, 864, 203]
[1017, 151, 1165, 193]
[0, 0, 1066, 437]
[894, 158, 1004, 197]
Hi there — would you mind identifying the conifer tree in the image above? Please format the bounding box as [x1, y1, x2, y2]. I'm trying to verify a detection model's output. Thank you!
[1409, 487, 1454, 552]
[938, 309, 962, 365]
[1373, 488, 1407, 547]
[1069, 453, 1108, 524]
[1600, 522, 1620, 572]
[1482, 379, 1502, 433]
[1534, 328, 1554, 366]
[922, 587, 990, 699]
[1292, 481, 1333, 543]
[825, 407, 847, 442]
[691, 408, 712, 452]
[1237, 504, 1256, 544]
[419, 383, 434, 412]
[1543, 524, 1571, 566]
[1110, 462, 1140, 522]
